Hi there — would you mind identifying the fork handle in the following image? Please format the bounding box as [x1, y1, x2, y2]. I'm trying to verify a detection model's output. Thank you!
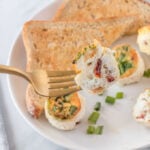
[0, 64, 31, 82]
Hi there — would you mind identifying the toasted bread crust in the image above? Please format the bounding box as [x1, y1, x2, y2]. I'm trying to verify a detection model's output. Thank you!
[53, 0, 150, 34]
[26, 84, 46, 118]
[23, 17, 136, 71]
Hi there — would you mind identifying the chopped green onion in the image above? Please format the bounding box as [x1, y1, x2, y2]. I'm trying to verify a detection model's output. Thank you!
[105, 96, 116, 104]
[88, 111, 100, 124]
[86, 125, 95, 134]
[63, 95, 70, 103]
[116, 92, 124, 99]
[143, 69, 150, 77]
[94, 102, 101, 111]
[119, 61, 133, 74]
[123, 61, 133, 70]
[52, 105, 58, 112]
[119, 53, 126, 61]
[87, 125, 104, 135]
[84, 47, 87, 53]
[122, 45, 129, 51]
[118, 63, 125, 75]
[72, 52, 82, 63]
[69, 105, 77, 115]
[117, 48, 133, 76]
[89, 44, 96, 49]
[95, 126, 104, 135]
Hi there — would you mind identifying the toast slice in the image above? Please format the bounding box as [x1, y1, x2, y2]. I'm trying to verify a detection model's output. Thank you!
[23, 16, 136, 71]
[53, 0, 150, 34]
[22, 16, 136, 118]
[26, 84, 47, 118]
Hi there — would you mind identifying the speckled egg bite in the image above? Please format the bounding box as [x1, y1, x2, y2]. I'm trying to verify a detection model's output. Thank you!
[133, 89, 150, 127]
[45, 92, 85, 130]
[113, 44, 145, 85]
[73, 40, 119, 94]
[137, 26, 150, 55]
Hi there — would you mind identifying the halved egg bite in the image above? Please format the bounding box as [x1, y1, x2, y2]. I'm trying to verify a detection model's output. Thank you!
[133, 89, 150, 127]
[45, 92, 85, 130]
[137, 25, 150, 55]
[73, 41, 119, 94]
[113, 44, 145, 85]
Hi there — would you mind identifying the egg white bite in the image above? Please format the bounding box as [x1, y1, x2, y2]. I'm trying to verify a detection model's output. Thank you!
[73, 41, 119, 94]
[45, 93, 85, 130]
[113, 44, 145, 85]
[137, 25, 150, 55]
[133, 89, 150, 127]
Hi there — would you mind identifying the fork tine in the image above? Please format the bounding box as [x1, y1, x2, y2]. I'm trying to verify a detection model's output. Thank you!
[47, 70, 76, 77]
[49, 86, 81, 97]
[49, 75, 75, 83]
[49, 81, 76, 89]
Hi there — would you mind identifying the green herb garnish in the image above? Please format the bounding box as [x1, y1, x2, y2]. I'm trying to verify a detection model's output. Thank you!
[84, 47, 87, 53]
[69, 105, 77, 115]
[123, 61, 133, 69]
[76, 52, 82, 60]
[73, 43, 97, 64]
[63, 95, 70, 103]
[105, 96, 116, 104]
[118, 61, 133, 75]
[88, 111, 100, 124]
[116, 46, 133, 75]
[116, 92, 124, 99]
[86, 125, 104, 135]
[119, 53, 126, 61]
[72, 51, 82, 64]
[143, 69, 150, 78]
[122, 45, 129, 51]
[89, 44, 96, 49]
[86, 125, 95, 134]
[95, 126, 104, 135]
[94, 102, 101, 111]
[52, 105, 58, 112]
[118, 63, 125, 75]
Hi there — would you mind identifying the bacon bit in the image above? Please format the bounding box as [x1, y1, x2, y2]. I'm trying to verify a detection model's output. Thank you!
[94, 59, 102, 77]
[131, 57, 134, 60]
[144, 41, 148, 45]
[107, 76, 115, 82]
[136, 114, 145, 119]
[76, 121, 80, 125]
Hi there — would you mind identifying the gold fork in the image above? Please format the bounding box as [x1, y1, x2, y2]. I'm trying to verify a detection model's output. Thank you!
[0, 64, 81, 97]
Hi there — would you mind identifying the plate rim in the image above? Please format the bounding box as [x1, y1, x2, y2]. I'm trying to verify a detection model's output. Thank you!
[6, 1, 150, 150]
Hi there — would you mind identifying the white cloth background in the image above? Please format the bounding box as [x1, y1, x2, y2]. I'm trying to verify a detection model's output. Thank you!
[0, 0, 66, 150]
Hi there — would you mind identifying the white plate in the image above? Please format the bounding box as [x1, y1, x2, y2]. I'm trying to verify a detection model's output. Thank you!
[7, 1, 150, 150]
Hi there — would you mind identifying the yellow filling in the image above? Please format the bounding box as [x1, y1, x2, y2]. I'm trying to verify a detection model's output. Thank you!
[138, 26, 150, 34]
[47, 93, 81, 120]
[114, 44, 138, 78]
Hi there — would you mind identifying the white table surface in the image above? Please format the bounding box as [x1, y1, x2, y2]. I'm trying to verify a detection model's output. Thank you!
[0, 0, 66, 150]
